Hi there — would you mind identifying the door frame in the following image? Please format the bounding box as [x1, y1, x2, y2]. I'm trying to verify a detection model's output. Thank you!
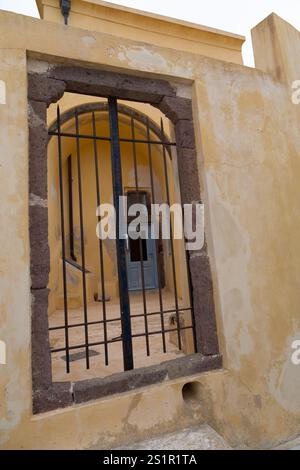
[28, 62, 220, 414]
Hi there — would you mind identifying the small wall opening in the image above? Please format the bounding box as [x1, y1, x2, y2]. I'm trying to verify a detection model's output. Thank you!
[182, 381, 201, 404]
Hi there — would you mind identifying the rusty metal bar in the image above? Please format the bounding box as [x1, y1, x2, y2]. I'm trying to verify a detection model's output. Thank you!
[160, 118, 182, 350]
[92, 111, 109, 366]
[56, 106, 70, 373]
[108, 96, 134, 371]
[75, 108, 90, 369]
[130, 117, 150, 356]
[146, 117, 167, 353]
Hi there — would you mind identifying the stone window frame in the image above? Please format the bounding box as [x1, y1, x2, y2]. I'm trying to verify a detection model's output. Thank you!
[28, 62, 221, 414]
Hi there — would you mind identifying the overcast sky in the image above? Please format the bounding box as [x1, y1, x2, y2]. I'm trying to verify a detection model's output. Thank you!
[0, 0, 299, 66]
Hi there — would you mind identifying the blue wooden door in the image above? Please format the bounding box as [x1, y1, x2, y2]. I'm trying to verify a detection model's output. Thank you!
[126, 227, 158, 291]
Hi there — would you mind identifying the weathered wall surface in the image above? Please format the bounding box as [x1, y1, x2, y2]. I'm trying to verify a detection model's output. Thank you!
[0, 47, 32, 448]
[37, 0, 244, 65]
[252, 13, 300, 84]
[1, 9, 300, 449]
[192, 59, 300, 447]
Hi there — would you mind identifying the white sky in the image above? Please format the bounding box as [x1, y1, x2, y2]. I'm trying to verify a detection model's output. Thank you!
[0, 0, 299, 66]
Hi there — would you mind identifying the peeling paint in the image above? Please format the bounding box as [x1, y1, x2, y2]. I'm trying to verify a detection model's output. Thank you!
[81, 35, 96, 47]
[117, 46, 168, 72]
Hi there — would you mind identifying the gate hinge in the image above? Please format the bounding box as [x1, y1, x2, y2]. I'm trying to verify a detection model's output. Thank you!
[60, 0, 71, 25]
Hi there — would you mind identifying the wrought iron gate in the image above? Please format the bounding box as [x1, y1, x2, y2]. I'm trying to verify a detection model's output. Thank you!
[48, 97, 196, 375]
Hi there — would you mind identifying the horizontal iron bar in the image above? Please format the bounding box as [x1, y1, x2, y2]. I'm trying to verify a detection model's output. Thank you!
[48, 130, 176, 146]
[139, 306, 192, 317]
[50, 325, 194, 354]
[49, 317, 122, 331]
[131, 325, 193, 339]
[65, 258, 91, 273]
[48, 307, 193, 331]
[49, 130, 110, 141]
[51, 336, 124, 353]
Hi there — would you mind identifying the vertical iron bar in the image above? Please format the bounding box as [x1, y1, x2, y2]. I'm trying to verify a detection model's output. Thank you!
[146, 118, 166, 353]
[108, 97, 134, 371]
[92, 111, 109, 366]
[161, 118, 182, 350]
[57, 106, 70, 373]
[67, 155, 76, 261]
[75, 109, 90, 369]
[130, 118, 150, 357]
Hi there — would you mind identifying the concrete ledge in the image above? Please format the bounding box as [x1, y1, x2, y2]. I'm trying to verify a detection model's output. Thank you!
[33, 382, 73, 415]
[33, 353, 222, 413]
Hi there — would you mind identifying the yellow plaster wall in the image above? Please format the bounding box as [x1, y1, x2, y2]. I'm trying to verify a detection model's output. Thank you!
[1, 9, 300, 449]
[192, 59, 300, 447]
[37, 0, 244, 65]
[252, 13, 300, 84]
[0, 48, 32, 448]
[47, 101, 188, 308]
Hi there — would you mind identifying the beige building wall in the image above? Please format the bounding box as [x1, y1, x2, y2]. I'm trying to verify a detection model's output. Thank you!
[1, 3, 300, 449]
[37, 0, 245, 65]
[252, 13, 300, 84]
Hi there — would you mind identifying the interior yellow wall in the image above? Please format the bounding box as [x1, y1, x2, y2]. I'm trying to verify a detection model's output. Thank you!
[47, 95, 188, 312]
[1, 8, 300, 449]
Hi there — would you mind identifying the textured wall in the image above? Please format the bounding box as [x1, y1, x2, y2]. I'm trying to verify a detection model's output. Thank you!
[192, 58, 300, 447]
[37, 0, 244, 65]
[252, 13, 300, 84]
